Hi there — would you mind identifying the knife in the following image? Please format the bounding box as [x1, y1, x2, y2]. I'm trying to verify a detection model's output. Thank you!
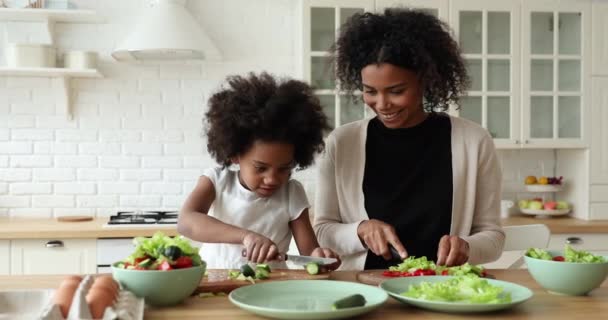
[280, 254, 338, 266]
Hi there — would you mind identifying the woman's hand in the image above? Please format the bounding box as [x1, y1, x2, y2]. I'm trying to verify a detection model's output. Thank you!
[436, 235, 469, 266]
[310, 247, 341, 271]
[357, 219, 408, 260]
[242, 231, 279, 263]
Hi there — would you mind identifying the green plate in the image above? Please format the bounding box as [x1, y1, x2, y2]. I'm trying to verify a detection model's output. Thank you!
[228, 280, 388, 320]
[380, 276, 533, 313]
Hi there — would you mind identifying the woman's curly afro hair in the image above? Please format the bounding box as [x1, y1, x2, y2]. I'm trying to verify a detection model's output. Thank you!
[205, 72, 331, 169]
[332, 8, 469, 111]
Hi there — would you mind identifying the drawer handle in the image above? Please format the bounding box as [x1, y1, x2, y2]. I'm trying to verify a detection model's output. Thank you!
[565, 237, 582, 245]
[46, 240, 64, 248]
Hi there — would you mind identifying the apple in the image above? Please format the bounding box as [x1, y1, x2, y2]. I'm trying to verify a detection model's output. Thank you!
[528, 201, 543, 210]
[518, 199, 529, 209]
[556, 201, 570, 210]
[544, 201, 557, 210]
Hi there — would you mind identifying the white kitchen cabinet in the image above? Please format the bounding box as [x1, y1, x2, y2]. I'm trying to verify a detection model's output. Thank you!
[591, 78, 608, 184]
[450, 0, 521, 148]
[591, 0, 608, 76]
[10, 239, 97, 275]
[0, 240, 9, 275]
[520, 0, 591, 149]
[454, 0, 591, 149]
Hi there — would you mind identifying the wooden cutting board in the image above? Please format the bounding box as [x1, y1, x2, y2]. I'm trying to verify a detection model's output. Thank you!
[195, 269, 331, 294]
[357, 269, 496, 286]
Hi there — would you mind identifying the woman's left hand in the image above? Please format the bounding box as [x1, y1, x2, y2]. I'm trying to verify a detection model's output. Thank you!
[436, 235, 469, 266]
[310, 247, 341, 271]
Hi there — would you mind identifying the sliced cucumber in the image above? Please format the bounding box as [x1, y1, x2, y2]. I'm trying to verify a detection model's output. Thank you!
[255, 268, 270, 280]
[332, 294, 367, 310]
[240, 264, 255, 277]
[305, 262, 319, 275]
[256, 263, 271, 273]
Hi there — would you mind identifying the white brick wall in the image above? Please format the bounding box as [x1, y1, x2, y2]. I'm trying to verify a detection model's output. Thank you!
[0, 0, 555, 218]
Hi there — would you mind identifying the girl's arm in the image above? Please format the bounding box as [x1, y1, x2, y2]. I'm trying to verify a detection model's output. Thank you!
[177, 175, 247, 244]
[289, 208, 320, 256]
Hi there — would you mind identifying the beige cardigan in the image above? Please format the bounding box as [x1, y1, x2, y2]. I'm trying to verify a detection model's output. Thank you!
[313, 115, 505, 270]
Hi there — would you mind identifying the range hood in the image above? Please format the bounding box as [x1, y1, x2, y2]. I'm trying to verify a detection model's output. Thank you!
[112, 0, 221, 61]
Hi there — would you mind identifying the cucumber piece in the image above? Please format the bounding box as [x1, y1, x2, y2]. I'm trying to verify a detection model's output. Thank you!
[240, 264, 255, 277]
[255, 268, 270, 280]
[305, 262, 319, 275]
[256, 263, 271, 273]
[332, 294, 367, 310]
[137, 258, 154, 269]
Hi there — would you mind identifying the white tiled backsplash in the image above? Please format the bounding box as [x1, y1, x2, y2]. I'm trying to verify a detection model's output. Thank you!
[0, 0, 556, 218]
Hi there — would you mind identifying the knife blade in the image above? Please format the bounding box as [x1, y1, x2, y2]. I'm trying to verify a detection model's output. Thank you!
[282, 254, 337, 266]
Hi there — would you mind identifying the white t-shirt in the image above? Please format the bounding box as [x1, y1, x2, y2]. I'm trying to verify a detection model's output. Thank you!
[199, 167, 309, 269]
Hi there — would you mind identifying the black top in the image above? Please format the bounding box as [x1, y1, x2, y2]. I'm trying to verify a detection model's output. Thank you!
[363, 113, 453, 269]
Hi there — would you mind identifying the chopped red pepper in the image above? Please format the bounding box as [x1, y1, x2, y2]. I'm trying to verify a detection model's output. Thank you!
[552, 256, 565, 262]
[174, 256, 193, 269]
[441, 270, 449, 275]
[382, 270, 402, 277]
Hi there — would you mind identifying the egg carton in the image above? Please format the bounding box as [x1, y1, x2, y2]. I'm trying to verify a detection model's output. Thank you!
[39, 275, 144, 320]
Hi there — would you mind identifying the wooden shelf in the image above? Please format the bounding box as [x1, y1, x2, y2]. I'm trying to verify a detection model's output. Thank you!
[0, 8, 103, 23]
[0, 67, 103, 120]
[0, 67, 102, 78]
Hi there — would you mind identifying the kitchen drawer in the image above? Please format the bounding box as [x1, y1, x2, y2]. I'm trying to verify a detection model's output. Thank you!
[97, 238, 135, 266]
[549, 234, 608, 251]
[11, 239, 96, 275]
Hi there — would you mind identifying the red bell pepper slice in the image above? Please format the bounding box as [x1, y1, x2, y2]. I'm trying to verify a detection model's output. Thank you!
[174, 256, 193, 269]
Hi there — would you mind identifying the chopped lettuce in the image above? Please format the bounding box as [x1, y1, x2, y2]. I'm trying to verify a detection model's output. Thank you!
[403, 275, 511, 304]
[526, 245, 606, 263]
[388, 256, 485, 277]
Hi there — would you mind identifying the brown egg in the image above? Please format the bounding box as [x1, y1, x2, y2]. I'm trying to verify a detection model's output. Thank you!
[54, 277, 81, 318]
[91, 277, 119, 301]
[86, 287, 114, 319]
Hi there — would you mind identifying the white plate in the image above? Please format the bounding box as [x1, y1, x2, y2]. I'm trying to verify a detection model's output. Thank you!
[525, 184, 563, 192]
[519, 208, 571, 217]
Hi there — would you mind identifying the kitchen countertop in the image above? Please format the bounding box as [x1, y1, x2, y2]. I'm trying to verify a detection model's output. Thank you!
[502, 215, 608, 234]
[0, 269, 606, 319]
[0, 215, 606, 240]
[0, 217, 178, 239]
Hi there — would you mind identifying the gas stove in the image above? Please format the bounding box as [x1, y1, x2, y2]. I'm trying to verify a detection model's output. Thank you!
[103, 210, 178, 228]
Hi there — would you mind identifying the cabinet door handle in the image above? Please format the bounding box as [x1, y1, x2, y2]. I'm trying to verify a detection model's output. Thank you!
[45, 240, 64, 248]
[565, 237, 582, 245]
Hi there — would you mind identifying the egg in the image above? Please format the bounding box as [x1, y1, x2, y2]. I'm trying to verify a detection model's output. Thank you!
[91, 278, 119, 302]
[86, 287, 114, 319]
[93, 276, 119, 296]
[54, 277, 82, 318]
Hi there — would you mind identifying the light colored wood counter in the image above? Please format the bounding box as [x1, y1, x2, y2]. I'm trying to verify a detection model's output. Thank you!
[0, 270, 606, 319]
[502, 215, 608, 234]
[0, 217, 178, 239]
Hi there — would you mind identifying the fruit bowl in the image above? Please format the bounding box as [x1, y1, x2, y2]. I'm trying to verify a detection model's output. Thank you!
[525, 184, 563, 192]
[519, 208, 570, 217]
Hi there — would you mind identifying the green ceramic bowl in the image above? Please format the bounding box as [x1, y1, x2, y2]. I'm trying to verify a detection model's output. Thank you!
[524, 251, 608, 296]
[111, 262, 205, 306]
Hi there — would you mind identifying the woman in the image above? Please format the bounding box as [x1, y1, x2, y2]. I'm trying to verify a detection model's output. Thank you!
[313, 8, 504, 270]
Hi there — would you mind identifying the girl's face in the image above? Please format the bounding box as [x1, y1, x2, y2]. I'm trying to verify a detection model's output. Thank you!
[234, 140, 294, 197]
[361, 63, 427, 129]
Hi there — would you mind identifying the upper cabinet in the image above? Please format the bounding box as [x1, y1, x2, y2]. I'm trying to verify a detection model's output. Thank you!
[520, 0, 591, 148]
[303, 0, 592, 149]
[454, 0, 591, 149]
[450, 0, 521, 149]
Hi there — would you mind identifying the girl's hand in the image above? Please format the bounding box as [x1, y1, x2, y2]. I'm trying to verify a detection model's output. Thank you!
[436, 235, 469, 266]
[357, 219, 408, 260]
[310, 247, 341, 271]
[242, 231, 279, 263]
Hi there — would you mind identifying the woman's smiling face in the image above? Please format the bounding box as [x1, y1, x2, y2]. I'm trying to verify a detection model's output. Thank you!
[361, 63, 427, 129]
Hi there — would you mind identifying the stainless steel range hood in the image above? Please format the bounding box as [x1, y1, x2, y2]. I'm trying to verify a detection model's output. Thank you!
[112, 0, 222, 61]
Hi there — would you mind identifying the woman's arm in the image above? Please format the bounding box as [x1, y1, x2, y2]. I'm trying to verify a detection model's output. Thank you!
[461, 133, 505, 264]
[177, 175, 247, 244]
[313, 134, 368, 256]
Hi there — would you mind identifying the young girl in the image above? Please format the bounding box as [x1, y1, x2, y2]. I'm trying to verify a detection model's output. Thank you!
[178, 72, 339, 270]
